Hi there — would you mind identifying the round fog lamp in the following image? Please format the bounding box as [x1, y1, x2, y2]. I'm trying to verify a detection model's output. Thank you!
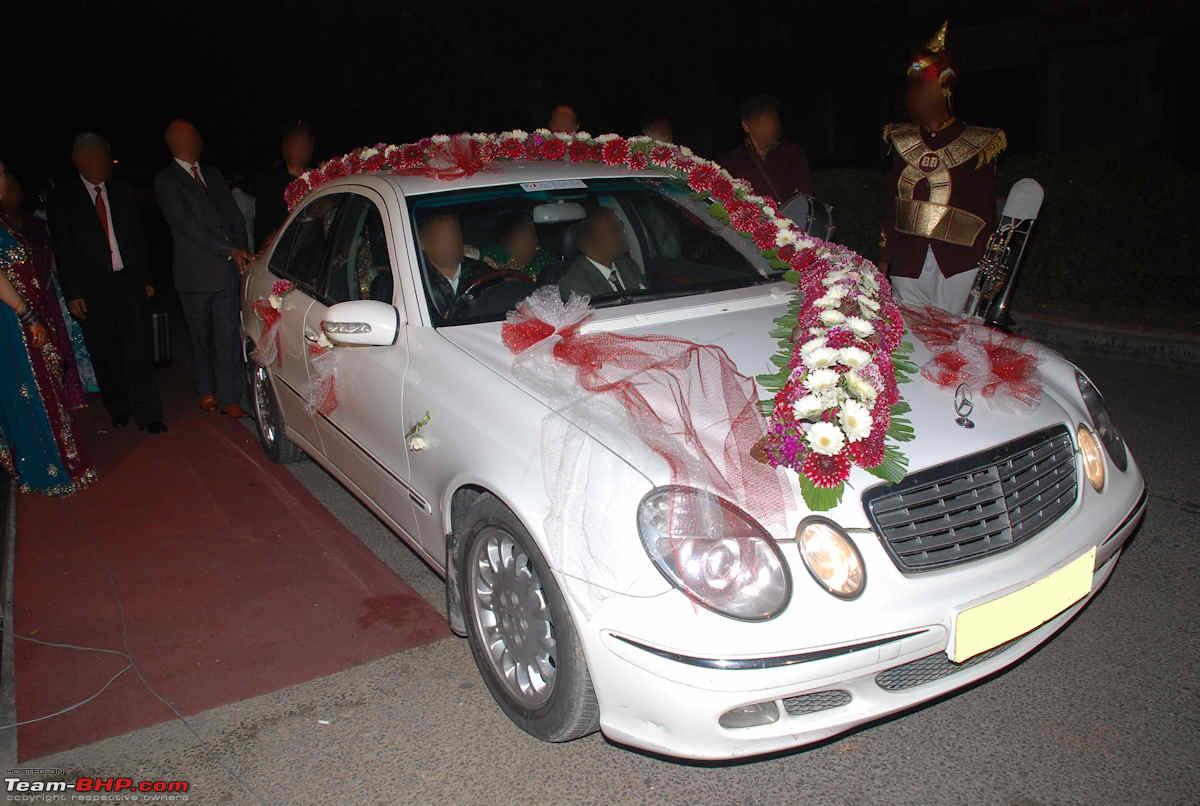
[797, 517, 865, 599]
[1077, 424, 1106, 491]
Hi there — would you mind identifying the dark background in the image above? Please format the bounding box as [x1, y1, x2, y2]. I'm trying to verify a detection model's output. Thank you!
[2, 0, 1187, 185]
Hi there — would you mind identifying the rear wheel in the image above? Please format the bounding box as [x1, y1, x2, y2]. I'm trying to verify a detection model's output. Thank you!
[459, 493, 599, 742]
[250, 361, 304, 464]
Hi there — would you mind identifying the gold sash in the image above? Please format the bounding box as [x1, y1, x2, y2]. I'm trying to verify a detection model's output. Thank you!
[884, 123, 1005, 247]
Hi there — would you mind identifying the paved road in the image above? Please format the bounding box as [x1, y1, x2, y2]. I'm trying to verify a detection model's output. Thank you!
[12, 353, 1199, 805]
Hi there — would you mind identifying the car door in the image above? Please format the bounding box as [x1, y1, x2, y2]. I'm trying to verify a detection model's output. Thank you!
[260, 192, 349, 452]
[301, 188, 427, 555]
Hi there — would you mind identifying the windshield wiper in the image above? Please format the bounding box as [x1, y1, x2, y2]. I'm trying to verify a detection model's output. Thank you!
[590, 287, 720, 308]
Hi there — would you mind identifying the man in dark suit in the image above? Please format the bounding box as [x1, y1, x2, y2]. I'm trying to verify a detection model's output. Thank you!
[418, 212, 489, 322]
[154, 119, 251, 417]
[254, 120, 315, 249]
[50, 133, 166, 433]
[558, 208, 645, 300]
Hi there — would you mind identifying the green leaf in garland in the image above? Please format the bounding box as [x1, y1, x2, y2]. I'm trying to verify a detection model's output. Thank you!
[798, 477, 844, 511]
[888, 412, 915, 443]
[707, 202, 730, 224]
[782, 270, 801, 284]
[865, 443, 910, 484]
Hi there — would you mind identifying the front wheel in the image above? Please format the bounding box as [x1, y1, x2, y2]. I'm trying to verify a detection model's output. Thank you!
[458, 493, 599, 742]
[249, 360, 304, 464]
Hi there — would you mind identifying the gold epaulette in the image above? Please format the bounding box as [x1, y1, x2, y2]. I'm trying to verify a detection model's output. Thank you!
[968, 127, 1007, 167]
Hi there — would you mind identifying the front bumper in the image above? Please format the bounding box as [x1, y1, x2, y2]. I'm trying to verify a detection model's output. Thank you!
[571, 487, 1146, 760]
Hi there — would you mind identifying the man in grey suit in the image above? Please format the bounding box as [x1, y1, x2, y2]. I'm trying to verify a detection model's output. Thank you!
[154, 119, 252, 417]
[558, 208, 646, 300]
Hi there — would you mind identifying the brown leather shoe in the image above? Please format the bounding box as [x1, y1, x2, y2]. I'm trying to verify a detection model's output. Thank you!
[199, 394, 218, 412]
[222, 404, 248, 418]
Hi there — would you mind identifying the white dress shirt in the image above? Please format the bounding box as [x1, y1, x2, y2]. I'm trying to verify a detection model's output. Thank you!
[175, 157, 205, 186]
[81, 176, 125, 271]
[586, 256, 626, 292]
[443, 264, 462, 293]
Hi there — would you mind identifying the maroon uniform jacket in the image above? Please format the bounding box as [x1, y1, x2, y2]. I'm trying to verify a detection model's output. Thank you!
[880, 120, 1006, 278]
[722, 140, 812, 204]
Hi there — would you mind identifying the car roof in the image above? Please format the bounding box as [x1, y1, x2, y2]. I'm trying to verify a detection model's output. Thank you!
[359, 160, 675, 197]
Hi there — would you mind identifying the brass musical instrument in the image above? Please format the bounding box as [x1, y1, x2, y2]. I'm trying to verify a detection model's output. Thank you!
[965, 178, 1043, 325]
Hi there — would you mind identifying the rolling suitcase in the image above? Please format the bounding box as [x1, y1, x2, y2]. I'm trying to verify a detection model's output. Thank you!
[150, 305, 172, 367]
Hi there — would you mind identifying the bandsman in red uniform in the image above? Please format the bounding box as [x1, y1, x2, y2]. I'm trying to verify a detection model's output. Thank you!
[880, 21, 1006, 313]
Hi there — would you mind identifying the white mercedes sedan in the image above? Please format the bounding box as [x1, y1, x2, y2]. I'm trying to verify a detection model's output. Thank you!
[241, 146, 1145, 760]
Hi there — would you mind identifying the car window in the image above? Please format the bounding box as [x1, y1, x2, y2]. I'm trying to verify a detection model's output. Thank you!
[272, 193, 348, 293]
[323, 195, 394, 304]
[406, 178, 771, 327]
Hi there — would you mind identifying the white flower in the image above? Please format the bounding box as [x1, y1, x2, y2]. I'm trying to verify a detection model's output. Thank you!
[553, 131, 571, 141]
[628, 135, 652, 144]
[857, 295, 880, 314]
[806, 368, 839, 391]
[596, 133, 618, 142]
[359, 147, 379, 159]
[679, 146, 695, 157]
[814, 293, 842, 309]
[860, 271, 879, 293]
[843, 370, 879, 403]
[806, 346, 839, 369]
[534, 128, 552, 137]
[820, 309, 846, 326]
[807, 421, 846, 456]
[846, 316, 875, 338]
[505, 129, 529, 141]
[431, 134, 450, 144]
[316, 332, 333, 349]
[792, 394, 824, 420]
[407, 435, 428, 452]
[800, 336, 827, 357]
[775, 227, 801, 248]
[825, 283, 850, 299]
[574, 131, 593, 141]
[823, 269, 850, 286]
[839, 399, 874, 442]
[839, 346, 872, 369]
[268, 294, 283, 310]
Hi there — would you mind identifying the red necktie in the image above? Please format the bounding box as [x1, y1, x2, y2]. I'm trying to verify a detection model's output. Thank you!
[94, 185, 115, 269]
[190, 164, 206, 188]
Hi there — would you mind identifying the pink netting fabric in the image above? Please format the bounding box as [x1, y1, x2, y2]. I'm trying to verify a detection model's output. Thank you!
[503, 288, 792, 535]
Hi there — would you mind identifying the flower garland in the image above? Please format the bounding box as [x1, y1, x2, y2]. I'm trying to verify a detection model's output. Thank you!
[284, 130, 915, 510]
[251, 278, 339, 416]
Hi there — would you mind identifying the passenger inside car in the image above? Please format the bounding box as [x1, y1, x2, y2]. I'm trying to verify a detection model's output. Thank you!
[558, 208, 645, 300]
[481, 211, 557, 280]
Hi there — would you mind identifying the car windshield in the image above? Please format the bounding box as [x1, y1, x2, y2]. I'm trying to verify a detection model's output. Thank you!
[407, 177, 777, 326]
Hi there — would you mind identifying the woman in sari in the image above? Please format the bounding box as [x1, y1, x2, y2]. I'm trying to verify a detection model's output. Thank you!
[0, 161, 96, 495]
[0, 174, 89, 408]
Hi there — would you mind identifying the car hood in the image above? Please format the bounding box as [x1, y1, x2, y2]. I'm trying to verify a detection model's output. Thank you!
[440, 285, 1083, 529]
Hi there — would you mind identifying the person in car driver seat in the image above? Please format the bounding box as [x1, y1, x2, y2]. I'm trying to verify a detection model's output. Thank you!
[419, 211, 489, 320]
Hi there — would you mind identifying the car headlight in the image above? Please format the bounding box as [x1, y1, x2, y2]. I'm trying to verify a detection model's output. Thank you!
[797, 517, 865, 599]
[1077, 423, 1106, 491]
[1075, 371, 1127, 471]
[637, 486, 791, 621]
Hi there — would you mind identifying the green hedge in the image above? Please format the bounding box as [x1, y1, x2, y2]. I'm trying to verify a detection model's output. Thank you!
[812, 149, 1199, 329]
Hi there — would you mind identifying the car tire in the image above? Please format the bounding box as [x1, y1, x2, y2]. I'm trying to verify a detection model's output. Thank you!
[249, 359, 305, 464]
[458, 493, 599, 742]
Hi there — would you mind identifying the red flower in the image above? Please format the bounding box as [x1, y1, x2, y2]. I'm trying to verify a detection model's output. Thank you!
[399, 144, 426, 168]
[627, 150, 649, 171]
[283, 177, 308, 210]
[523, 135, 545, 160]
[847, 432, 885, 468]
[480, 140, 501, 161]
[803, 451, 851, 488]
[363, 153, 386, 172]
[540, 137, 567, 160]
[709, 176, 736, 204]
[601, 137, 629, 165]
[688, 164, 719, 192]
[568, 140, 592, 162]
[752, 222, 777, 251]
[307, 168, 327, 190]
[729, 205, 761, 233]
[500, 138, 524, 159]
[649, 145, 675, 165]
[777, 244, 796, 263]
[324, 157, 349, 179]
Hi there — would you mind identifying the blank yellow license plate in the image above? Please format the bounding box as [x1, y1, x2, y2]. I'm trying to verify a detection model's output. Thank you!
[952, 547, 1096, 663]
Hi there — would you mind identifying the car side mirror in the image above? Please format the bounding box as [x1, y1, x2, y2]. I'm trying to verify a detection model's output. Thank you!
[321, 300, 402, 347]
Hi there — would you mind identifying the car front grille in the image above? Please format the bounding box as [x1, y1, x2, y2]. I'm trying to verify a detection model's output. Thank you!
[782, 689, 852, 716]
[862, 425, 1078, 573]
[874, 637, 1020, 691]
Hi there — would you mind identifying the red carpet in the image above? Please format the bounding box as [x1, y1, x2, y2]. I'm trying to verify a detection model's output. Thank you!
[12, 367, 449, 761]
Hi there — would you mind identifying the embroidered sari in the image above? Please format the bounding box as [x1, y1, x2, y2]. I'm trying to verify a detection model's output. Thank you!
[0, 221, 96, 495]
